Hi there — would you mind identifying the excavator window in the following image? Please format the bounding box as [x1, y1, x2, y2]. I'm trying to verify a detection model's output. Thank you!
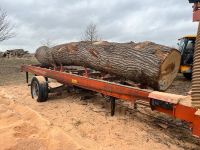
[178, 38, 195, 65]
[178, 38, 186, 55]
[186, 40, 195, 53]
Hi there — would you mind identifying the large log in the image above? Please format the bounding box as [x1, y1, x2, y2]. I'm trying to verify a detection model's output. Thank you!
[35, 41, 181, 91]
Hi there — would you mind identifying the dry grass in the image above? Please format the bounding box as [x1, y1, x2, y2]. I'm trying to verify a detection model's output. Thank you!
[0, 57, 38, 85]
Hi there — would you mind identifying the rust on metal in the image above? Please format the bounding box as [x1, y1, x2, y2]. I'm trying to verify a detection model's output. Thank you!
[192, 2, 200, 21]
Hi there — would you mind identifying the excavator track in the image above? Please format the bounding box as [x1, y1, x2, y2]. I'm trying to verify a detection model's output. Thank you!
[192, 22, 200, 108]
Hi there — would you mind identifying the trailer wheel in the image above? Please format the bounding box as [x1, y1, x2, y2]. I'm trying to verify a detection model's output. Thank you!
[31, 76, 48, 102]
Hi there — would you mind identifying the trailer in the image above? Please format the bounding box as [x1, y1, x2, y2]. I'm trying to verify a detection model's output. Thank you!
[21, 64, 200, 137]
[20, 0, 200, 138]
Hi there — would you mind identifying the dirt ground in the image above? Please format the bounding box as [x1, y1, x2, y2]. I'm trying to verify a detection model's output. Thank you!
[0, 58, 199, 150]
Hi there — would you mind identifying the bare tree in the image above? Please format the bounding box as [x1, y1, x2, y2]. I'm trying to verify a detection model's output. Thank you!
[83, 23, 98, 43]
[40, 38, 55, 47]
[0, 8, 14, 42]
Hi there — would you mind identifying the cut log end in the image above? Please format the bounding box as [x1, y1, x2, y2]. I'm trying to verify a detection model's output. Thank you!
[158, 49, 181, 91]
[35, 46, 54, 67]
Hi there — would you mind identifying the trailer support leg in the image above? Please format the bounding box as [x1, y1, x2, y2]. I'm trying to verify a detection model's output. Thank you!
[26, 72, 28, 83]
[110, 97, 116, 116]
[134, 102, 137, 109]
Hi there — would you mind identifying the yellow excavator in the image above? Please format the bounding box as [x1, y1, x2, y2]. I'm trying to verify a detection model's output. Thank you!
[178, 35, 196, 79]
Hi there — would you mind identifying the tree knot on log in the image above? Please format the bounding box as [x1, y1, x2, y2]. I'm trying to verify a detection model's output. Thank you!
[87, 48, 99, 58]
[58, 44, 77, 54]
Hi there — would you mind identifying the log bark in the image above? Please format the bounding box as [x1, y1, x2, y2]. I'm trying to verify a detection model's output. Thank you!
[35, 41, 181, 91]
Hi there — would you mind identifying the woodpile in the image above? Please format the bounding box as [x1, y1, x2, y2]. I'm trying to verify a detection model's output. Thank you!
[0, 49, 29, 58]
[35, 41, 181, 91]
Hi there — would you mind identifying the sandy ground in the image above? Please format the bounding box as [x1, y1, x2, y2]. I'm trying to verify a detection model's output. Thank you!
[0, 83, 199, 150]
[0, 95, 81, 150]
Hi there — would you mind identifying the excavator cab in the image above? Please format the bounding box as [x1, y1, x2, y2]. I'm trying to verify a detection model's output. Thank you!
[178, 35, 196, 79]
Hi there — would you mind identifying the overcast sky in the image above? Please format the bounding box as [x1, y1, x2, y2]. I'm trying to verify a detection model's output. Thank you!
[0, 0, 198, 52]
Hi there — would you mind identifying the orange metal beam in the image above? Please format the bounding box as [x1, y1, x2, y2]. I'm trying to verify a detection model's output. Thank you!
[21, 65, 150, 101]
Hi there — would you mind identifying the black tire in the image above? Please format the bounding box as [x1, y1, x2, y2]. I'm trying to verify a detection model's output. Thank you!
[183, 73, 192, 80]
[31, 76, 48, 102]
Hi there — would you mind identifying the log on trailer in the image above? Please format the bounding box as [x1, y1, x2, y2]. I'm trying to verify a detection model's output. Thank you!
[35, 41, 181, 91]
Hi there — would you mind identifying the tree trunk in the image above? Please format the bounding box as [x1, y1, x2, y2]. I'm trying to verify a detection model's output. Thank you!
[35, 41, 181, 91]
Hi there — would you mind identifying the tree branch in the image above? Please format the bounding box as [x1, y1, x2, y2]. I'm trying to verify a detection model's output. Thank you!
[0, 8, 15, 42]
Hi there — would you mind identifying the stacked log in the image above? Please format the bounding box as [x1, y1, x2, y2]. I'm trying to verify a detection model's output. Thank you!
[2, 49, 29, 58]
[35, 41, 181, 91]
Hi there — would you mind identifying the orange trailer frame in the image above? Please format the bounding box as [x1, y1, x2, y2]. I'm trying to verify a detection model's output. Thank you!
[21, 65, 200, 137]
